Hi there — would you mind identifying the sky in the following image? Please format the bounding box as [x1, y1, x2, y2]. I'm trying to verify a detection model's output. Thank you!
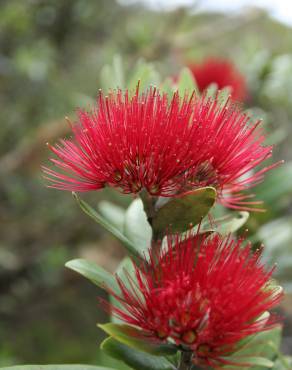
[118, 0, 292, 26]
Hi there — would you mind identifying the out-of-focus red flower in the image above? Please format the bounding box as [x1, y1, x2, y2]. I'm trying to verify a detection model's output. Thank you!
[105, 234, 282, 368]
[43, 86, 278, 210]
[189, 58, 247, 101]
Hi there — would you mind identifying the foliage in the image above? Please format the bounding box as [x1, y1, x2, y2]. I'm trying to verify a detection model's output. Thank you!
[1, 0, 292, 368]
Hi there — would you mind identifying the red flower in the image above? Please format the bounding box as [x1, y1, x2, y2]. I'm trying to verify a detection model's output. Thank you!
[105, 234, 282, 368]
[43, 86, 277, 210]
[189, 58, 247, 101]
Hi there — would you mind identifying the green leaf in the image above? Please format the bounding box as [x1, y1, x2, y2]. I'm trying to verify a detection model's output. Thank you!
[100, 54, 126, 90]
[204, 84, 232, 106]
[110, 257, 136, 323]
[65, 258, 120, 294]
[123, 199, 152, 252]
[176, 67, 199, 96]
[72, 193, 142, 260]
[98, 201, 126, 232]
[112, 55, 125, 89]
[217, 211, 249, 234]
[128, 60, 161, 92]
[254, 162, 292, 209]
[223, 356, 274, 368]
[216, 86, 232, 106]
[205, 83, 218, 99]
[228, 326, 282, 370]
[98, 323, 177, 356]
[100, 64, 114, 90]
[264, 128, 286, 146]
[160, 77, 175, 97]
[201, 211, 249, 235]
[272, 355, 292, 370]
[255, 217, 292, 292]
[101, 337, 176, 370]
[152, 187, 216, 238]
[0, 366, 116, 370]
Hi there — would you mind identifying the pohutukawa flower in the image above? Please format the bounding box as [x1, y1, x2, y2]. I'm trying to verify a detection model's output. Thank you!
[188, 58, 247, 101]
[105, 234, 282, 368]
[43, 85, 278, 210]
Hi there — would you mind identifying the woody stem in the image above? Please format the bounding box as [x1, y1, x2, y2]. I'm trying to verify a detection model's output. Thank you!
[178, 352, 205, 370]
[178, 352, 192, 370]
[139, 189, 161, 252]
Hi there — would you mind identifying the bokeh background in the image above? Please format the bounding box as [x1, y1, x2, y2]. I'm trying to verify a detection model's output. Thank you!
[1, 0, 292, 367]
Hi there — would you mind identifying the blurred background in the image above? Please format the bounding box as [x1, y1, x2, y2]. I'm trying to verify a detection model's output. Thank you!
[1, 0, 292, 367]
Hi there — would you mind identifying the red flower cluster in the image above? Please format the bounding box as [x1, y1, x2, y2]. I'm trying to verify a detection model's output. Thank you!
[44, 86, 276, 210]
[189, 58, 247, 101]
[107, 234, 282, 368]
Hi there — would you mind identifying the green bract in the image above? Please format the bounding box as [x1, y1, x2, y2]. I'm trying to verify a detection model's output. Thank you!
[152, 187, 217, 238]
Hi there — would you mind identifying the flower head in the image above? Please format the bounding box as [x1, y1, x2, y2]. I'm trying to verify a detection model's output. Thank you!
[189, 58, 247, 101]
[106, 234, 282, 368]
[43, 86, 277, 210]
